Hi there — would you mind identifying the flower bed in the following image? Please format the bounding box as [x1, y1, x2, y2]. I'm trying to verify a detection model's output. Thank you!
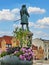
[0, 47, 33, 65]
[14, 47, 33, 61]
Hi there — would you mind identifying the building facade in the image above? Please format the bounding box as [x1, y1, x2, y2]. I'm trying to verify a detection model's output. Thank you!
[0, 35, 20, 52]
[42, 40, 49, 59]
[32, 38, 49, 60]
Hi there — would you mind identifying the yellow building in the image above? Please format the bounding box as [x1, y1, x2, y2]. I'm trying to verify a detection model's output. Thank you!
[0, 36, 20, 52]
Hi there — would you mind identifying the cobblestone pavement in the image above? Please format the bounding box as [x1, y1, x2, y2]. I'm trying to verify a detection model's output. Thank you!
[33, 64, 49, 65]
[33, 60, 49, 65]
[33, 63, 49, 65]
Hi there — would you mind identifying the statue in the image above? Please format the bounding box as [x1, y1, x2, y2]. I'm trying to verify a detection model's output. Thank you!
[20, 5, 29, 31]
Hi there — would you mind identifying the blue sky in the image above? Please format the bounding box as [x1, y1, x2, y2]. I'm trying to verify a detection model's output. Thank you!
[0, 0, 49, 40]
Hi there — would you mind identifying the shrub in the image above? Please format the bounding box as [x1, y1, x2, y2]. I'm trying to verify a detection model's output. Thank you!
[7, 47, 21, 55]
[1, 51, 7, 57]
[14, 51, 24, 57]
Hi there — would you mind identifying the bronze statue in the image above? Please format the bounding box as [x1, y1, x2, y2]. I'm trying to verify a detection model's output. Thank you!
[20, 5, 29, 31]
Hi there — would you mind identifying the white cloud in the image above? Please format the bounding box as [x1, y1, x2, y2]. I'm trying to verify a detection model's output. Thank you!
[37, 17, 49, 25]
[0, 8, 20, 21]
[33, 31, 49, 39]
[11, 8, 19, 14]
[34, 17, 49, 28]
[33, 23, 49, 28]
[28, 17, 49, 29]
[0, 31, 12, 36]
[28, 7, 46, 14]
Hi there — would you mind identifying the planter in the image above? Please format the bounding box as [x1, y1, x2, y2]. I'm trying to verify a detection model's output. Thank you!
[0, 55, 33, 65]
[18, 60, 33, 65]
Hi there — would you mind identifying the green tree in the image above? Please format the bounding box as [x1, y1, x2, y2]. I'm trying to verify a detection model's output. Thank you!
[13, 27, 29, 47]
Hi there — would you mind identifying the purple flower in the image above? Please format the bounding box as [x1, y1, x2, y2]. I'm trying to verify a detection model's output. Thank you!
[13, 47, 33, 61]
[31, 52, 34, 56]
[19, 55, 25, 60]
[0, 49, 2, 54]
[21, 48, 26, 53]
[25, 53, 29, 56]
[26, 56, 31, 61]
[25, 50, 28, 53]
[28, 49, 31, 52]
[14, 51, 19, 54]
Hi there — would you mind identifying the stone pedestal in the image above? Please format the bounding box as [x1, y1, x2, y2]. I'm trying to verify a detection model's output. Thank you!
[27, 31, 33, 47]
[22, 31, 33, 48]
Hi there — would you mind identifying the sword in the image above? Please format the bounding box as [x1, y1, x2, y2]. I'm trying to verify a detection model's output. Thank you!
[14, 19, 21, 22]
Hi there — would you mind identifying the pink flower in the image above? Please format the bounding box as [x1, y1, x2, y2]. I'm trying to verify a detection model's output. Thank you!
[25, 53, 28, 56]
[26, 56, 31, 61]
[19, 55, 25, 60]
[0, 49, 2, 54]
[21, 48, 26, 53]
[31, 52, 34, 56]
[14, 51, 19, 54]
[25, 50, 28, 53]
[28, 49, 31, 52]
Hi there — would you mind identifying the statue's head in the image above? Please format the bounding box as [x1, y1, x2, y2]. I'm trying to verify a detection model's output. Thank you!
[22, 5, 26, 8]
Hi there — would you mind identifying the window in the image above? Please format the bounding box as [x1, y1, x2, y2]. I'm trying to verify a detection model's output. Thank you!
[6, 44, 8, 48]
[48, 49, 49, 52]
[44, 44, 47, 52]
[48, 44, 49, 47]
[45, 44, 46, 47]
[9, 44, 11, 47]
[48, 55, 49, 59]
[6, 44, 12, 48]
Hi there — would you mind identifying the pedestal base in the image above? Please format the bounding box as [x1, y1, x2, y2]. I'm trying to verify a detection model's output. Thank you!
[27, 31, 33, 47]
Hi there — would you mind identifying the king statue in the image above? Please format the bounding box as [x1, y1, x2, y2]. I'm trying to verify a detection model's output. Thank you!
[20, 5, 30, 31]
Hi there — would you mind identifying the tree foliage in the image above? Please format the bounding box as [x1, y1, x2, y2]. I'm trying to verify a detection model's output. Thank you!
[13, 27, 29, 47]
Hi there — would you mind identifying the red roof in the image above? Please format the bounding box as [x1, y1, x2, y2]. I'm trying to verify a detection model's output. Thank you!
[0, 37, 3, 48]
[0, 35, 20, 47]
[3, 36, 12, 44]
